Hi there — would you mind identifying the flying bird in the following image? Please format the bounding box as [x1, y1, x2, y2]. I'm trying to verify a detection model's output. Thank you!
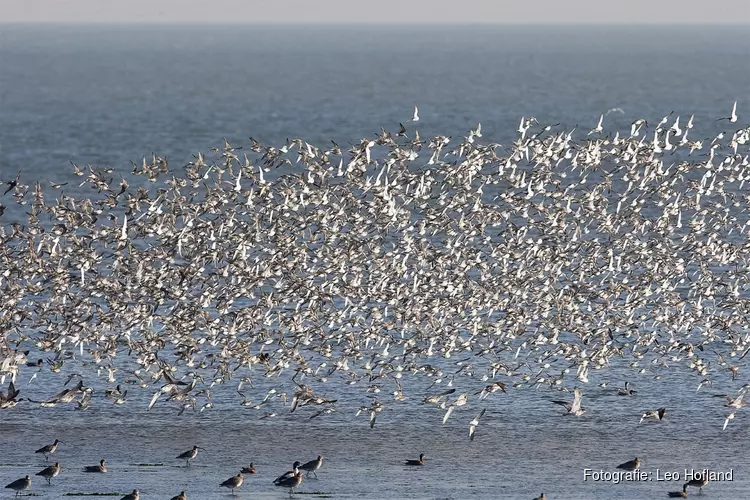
[468, 408, 486, 441]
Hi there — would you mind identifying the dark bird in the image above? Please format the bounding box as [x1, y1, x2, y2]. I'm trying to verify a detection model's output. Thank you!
[299, 455, 323, 478]
[405, 453, 425, 466]
[83, 459, 107, 473]
[2, 171, 20, 195]
[617, 457, 641, 471]
[176, 445, 203, 467]
[240, 463, 256, 474]
[220, 473, 243, 494]
[684, 474, 709, 494]
[0, 380, 20, 408]
[36, 462, 60, 485]
[120, 489, 140, 500]
[274, 462, 302, 484]
[5, 475, 30, 497]
[640, 408, 667, 424]
[35, 439, 63, 461]
[275, 470, 303, 497]
[617, 381, 637, 396]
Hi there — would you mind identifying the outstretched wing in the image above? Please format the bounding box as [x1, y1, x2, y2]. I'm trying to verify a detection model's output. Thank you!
[571, 388, 582, 413]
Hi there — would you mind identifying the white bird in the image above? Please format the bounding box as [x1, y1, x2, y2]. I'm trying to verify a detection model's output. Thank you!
[723, 412, 735, 431]
[120, 215, 128, 241]
[442, 392, 468, 424]
[412, 105, 419, 122]
[630, 119, 647, 137]
[468, 408, 486, 441]
[670, 116, 682, 136]
[588, 114, 604, 135]
[718, 101, 738, 123]
[518, 116, 528, 138]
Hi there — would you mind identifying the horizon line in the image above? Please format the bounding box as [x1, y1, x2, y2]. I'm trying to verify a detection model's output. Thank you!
[2, 21, 750, 26]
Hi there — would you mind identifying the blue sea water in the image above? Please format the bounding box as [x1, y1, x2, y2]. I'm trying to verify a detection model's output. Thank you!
[0, 24, 750, 499]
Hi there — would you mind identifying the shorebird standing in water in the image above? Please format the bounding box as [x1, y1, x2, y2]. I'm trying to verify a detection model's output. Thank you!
[274, 462, 302, 484]
[684, 473, 709, 494]
[4, 476, 30, 497]
[299, 455, 323, 478]
[120, 489, 139, 500]
[405, 453, 425, 466]
[220, 473, 244, 494]
[35, 439, 63, 461]
[176, 445, 203, 467]
[36, 462, 60, 485]
[617, 457, 641, 471]
[275, 470, 303, 497]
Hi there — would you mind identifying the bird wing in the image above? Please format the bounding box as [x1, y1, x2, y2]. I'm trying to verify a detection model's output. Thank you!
[571, 388, 582, 412]
[9, 381, 18, 399]
[148, 391, 160, 411]
[468, 408, 486, 440]
[442, 405, 455, 424]
[723, 412, 734, 431]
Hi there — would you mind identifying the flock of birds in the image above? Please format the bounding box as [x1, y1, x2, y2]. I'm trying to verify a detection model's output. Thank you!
[4, 439, 324, 498]
[1, 101, 749, 498]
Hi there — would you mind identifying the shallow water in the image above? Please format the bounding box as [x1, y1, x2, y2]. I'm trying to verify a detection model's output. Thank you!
[2, 361, 749, 499]
[2, 24, 750, 499]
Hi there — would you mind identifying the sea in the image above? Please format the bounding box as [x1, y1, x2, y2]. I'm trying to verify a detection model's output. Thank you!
[0, 23, 749, 499]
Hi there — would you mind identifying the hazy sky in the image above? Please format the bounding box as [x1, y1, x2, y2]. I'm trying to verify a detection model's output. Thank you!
[2, 0, 750, 24]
